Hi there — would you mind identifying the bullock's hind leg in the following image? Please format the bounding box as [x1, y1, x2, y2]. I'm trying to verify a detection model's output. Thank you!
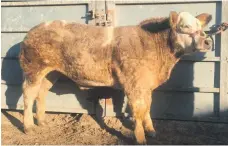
[23, 79, 41, 133]
[36, 71, 60, 126]
[126, 89, 151, 144]
[23, 68, 53, 134]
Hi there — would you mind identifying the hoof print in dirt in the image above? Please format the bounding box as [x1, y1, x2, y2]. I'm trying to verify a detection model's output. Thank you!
[38, 121, 48, 127]
[24, 127, 36, 134]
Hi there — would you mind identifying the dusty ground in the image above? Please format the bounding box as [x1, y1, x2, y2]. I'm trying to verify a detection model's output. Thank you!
[2, 110, 228, 145]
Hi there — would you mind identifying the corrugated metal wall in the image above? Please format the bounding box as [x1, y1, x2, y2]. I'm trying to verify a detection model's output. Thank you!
[1, 0, 97, 114]
[1, 0, 228, 122]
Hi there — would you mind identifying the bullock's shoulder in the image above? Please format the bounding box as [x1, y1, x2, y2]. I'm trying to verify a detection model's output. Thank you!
[115, 25, 140, 36]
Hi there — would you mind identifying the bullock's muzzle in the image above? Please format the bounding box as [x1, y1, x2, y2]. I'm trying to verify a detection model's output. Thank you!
[203, 37, 213, 51]
[191, 31, 213, 51]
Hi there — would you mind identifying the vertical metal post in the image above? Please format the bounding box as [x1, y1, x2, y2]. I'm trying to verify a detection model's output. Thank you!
[88, 1, 95, 25]
[94, 1, 107, 117]
[94, 1, 106, 26]
[219, 0, 228, 119]
[105, 0, 116, 26]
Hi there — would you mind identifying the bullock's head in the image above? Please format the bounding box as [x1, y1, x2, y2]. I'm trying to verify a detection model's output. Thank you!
[169, 11, 213, 54]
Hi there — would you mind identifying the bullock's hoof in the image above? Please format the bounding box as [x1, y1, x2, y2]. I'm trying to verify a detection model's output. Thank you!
[135, 139, 147, 145]
[38, 121, 48, 127]
[24, 126, 35, 134]
[146, 131, 156, 137]
[134, 136, 147, 145]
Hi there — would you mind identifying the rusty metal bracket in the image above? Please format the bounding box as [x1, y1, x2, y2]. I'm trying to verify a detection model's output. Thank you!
[88, 1, 114, 27]
[86, 10, 95, 19]
[207, 22, 228, 37]
[94, 11, 113, 26]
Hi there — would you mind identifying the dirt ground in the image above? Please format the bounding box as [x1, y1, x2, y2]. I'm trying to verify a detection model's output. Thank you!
[1, 110, 228, 145]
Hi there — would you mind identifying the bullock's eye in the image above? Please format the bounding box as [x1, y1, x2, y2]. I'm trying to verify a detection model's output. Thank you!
[184, 25, 191, 29]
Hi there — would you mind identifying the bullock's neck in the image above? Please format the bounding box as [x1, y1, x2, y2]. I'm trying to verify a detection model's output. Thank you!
[168, 30, 185, 59]
[140, 18, 185, 59]
[141, 29, 178, 63]
[154, 29, 180, 64]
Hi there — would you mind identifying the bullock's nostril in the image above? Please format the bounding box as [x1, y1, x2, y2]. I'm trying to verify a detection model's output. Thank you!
[204, 40, 210, 45]
[204, 39, 213, 50]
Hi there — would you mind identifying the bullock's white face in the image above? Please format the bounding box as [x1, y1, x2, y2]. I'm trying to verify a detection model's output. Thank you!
[170, 11, 213, 54]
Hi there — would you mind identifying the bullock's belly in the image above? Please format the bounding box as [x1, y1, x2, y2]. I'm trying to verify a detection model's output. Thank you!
[70, 71, 115, 87]
[63, 60, 116, 88]
[74, 79, 121, 89]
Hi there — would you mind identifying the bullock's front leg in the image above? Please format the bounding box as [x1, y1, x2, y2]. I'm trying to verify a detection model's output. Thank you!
[143, 110, 156, 137]
[126, 89, 151, 144]
[141, 92, 156, 137]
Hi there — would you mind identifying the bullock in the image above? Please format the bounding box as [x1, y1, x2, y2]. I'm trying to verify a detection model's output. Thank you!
[19, 11, 212, 144]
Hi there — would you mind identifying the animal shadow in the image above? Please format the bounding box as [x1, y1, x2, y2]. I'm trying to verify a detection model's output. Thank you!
[49, 77, 134, 144]
[1, 110, 24, 133]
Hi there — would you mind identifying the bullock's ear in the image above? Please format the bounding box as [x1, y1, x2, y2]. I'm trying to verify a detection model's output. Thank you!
[196, 13, 212, 28]
[169, 11, 179, 29]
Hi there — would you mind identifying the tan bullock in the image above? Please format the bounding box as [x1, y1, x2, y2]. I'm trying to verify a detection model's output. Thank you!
[19, 11, 212, 144]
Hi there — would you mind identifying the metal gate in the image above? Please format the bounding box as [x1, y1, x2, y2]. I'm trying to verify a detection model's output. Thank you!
[1, 0, 228, 122]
